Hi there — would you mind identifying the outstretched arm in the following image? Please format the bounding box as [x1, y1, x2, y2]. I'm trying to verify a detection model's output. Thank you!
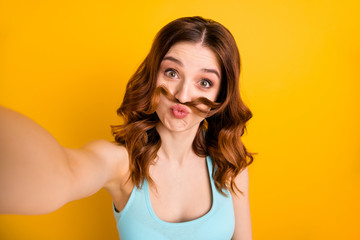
[0, 106, 125, 215]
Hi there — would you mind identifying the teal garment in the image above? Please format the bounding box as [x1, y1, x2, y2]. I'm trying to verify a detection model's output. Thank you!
[112, 156, 235, 240]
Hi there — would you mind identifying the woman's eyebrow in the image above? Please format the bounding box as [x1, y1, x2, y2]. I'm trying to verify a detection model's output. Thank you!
[162, 55, 221, 80]
[162, 56, 183, 66]
[201, 69, 220, 80]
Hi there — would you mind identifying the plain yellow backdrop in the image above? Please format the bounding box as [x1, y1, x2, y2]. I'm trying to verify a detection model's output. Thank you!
[1, 0, 359, 239]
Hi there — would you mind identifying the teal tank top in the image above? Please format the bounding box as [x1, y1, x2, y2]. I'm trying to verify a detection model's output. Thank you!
[112, 156, 235, 239]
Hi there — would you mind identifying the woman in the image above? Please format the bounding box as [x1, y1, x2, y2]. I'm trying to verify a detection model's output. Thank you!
[0, 16, 254, 239]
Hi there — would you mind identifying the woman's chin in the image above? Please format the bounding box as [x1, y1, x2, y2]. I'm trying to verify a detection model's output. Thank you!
[163, 120, 188, 132]
[159, 119, 200, 133]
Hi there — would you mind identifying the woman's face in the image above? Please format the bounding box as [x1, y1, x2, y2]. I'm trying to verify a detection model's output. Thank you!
[155, 41, 222, 132]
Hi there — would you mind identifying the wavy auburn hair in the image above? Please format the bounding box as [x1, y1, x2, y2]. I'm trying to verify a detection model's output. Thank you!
[111, 16, 255, 196]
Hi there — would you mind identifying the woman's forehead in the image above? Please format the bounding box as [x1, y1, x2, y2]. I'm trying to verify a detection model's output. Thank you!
[161, 42, 221, 77]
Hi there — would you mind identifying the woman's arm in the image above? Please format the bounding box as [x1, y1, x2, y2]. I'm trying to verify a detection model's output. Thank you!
[231, 167, 253, 240]
[0, 106, 126, 215]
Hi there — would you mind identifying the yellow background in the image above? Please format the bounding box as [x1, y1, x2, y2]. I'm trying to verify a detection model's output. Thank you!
[1, 0, 359, 239]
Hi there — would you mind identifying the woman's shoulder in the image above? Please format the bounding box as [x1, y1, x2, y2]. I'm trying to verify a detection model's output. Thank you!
[85, 139, 128, 161]
[82, 139, 130, 187]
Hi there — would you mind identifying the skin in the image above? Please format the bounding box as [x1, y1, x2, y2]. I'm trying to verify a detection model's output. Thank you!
[0, 42, 252, 239]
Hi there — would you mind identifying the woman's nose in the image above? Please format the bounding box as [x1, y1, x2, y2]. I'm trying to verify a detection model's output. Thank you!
[174, 80, 192, 103]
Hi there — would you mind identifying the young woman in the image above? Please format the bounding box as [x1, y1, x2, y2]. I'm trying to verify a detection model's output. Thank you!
[0, 16, 255, 239]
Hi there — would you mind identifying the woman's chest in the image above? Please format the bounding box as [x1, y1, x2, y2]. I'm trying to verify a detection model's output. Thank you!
[148, 163, 213, 223]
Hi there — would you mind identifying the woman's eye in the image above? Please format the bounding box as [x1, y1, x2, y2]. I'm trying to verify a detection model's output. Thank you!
[199, 79, 213, 88]
[165, 69, 179, 78]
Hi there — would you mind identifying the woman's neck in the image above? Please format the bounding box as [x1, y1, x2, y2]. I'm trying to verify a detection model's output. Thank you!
[155, 123, 200, 166]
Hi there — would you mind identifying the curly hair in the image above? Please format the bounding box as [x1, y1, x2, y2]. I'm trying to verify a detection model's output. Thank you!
[111, 16, 256, 196]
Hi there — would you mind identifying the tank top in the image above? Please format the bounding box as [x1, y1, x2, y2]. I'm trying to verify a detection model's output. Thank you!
[112, 156, 235, 240]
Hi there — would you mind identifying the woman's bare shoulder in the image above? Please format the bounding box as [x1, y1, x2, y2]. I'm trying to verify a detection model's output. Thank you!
[82, 139, 130, 178]
[82, 139, 128, 161]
